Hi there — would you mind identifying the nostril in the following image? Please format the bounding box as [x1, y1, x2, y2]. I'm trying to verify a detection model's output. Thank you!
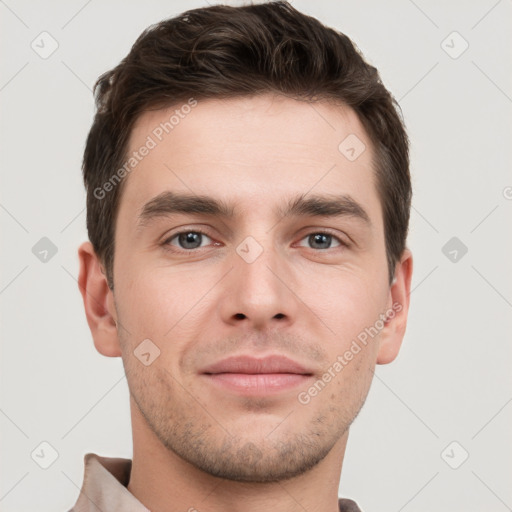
[234, 313, 246, 320]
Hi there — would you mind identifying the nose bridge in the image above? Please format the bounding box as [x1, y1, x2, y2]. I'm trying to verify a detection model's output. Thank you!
[218, 227, 296, 329]
[234, 230, 284, 296]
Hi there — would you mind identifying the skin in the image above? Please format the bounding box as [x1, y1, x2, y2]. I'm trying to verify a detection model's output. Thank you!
[78, 93, 413, 512]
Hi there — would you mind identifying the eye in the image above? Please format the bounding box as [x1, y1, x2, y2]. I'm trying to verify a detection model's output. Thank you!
[161, 229, 348, 254]
[163, 230, 214, 251]
[297, 232, 347, 250]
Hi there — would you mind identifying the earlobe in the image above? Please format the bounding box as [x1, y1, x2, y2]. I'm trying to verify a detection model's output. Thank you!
[376, 249, 413, 365]
[77, 241, 122, 357]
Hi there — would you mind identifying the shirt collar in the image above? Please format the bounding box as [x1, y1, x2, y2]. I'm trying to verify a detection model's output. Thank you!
[69, 453, 149, 511]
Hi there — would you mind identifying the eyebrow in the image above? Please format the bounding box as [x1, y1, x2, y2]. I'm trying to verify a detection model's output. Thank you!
[137, 190, 371, 228]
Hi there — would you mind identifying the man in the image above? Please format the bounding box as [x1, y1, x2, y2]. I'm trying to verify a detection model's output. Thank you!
[72, 1, 413, 511]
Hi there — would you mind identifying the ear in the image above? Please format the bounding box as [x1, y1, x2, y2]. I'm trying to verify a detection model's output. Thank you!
[77, 241, 121, 357]
[376, 248, 413, 365]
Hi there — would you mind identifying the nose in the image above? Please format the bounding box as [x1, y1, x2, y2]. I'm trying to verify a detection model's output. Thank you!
[217, 237, 299, 331]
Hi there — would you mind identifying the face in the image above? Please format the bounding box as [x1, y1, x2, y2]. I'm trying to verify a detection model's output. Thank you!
[83, 93, 411, 483]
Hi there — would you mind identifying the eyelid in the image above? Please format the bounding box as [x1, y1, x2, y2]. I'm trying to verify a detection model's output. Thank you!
[296, 226, 351, 246]
[161, 227, 216, 248]
[297, 232, 349, 251]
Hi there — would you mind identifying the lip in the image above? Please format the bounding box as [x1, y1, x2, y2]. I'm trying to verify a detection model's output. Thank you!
[201, 355, 313, 375]
[200, 355, 314, 396]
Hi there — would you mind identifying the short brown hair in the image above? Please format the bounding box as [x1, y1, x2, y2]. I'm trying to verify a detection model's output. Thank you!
[83, 1, 411, 289]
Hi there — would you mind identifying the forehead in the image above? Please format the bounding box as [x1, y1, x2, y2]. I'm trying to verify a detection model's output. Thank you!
[119, 94, 380, 223]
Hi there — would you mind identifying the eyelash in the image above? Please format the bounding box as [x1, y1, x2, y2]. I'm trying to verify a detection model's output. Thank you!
[161, 228, 349, 253]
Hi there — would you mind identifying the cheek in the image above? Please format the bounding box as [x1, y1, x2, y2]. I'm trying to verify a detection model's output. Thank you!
[295, 342, 375, 425]
[334, 355, 375, 414]
[115, 262, 196, 340]
[312, 273, 387, 343]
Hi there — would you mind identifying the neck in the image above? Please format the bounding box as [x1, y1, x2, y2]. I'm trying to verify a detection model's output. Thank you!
[127, 398, 348, 512]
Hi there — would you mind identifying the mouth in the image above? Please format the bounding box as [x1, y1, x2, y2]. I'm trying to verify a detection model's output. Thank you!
[200, 354, 314, 396]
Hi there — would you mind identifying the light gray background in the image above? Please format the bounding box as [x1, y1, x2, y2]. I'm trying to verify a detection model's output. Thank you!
[1, 1, 511, 511]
